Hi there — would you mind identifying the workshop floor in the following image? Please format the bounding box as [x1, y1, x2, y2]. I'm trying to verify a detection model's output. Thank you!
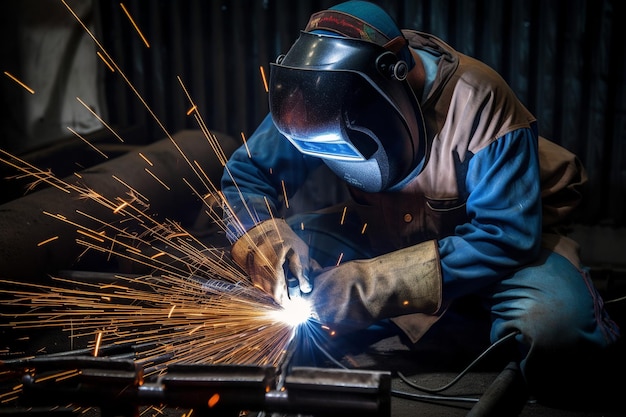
[319, 305, 626, 417]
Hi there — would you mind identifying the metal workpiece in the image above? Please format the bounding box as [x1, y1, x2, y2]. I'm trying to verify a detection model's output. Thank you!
[155, 364, 277, 412]
[267, 366, 392, 416]
[16, 356, 143, 410]
[3, 352, 392, 416]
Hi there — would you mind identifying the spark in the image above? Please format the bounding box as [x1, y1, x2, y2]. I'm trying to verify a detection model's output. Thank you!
[113, 201, 129, 213]
[3, 71, 35, 94]
[207, 393, 220, 408]
[361, 223, 368, 234]
[76, 229, 105, 242]
[0, 150, 69, 194]
[0, 1, 336, 408]
[94, 331, 103, 356]
[336, 252, 344, 266]
[37, 236, 59, 246]
[34, 369, 80, 383]
[120, 2, 150, 48]
[96, 51, 115, 72]
[144, 167, 171, 190]
[259, 65, 268, 93]
[177, 76, 229, 167]
[340, 206, 347, 225]
[241, 131, 251, 158]
[281, 180, 289, 209]
[76, 96, 125, 142]
[138, 152, 153, 166]
[112, 175, 149, 202]
[67, 126, 109, 159]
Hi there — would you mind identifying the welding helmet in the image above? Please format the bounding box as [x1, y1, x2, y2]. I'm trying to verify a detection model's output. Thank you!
[268, 3, 427, 192]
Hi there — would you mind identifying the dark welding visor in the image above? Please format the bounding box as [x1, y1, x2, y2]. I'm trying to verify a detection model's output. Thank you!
[271, 67, 384, 161]
[268, 32, 426, 191]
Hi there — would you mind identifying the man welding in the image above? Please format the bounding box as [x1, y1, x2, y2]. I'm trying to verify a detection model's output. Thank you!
[221, 0, 619, 402]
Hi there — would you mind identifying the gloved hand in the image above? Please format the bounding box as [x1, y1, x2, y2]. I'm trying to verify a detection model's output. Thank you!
[308, 240, 442, 332]
[231, 218, 314, 305]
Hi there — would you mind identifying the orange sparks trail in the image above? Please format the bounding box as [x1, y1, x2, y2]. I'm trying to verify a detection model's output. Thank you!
[120, 2, 150, 48]
[0, 1, 329, 408]
[281, 180, 290, 209]
[93, 331, 103, 356]
[144, 167, 171, 190]
[67, 126, 109, 159]
[3, 71, 35, 94]
[37, 236, 59, 246]
[96, 51, 115, 72]
[76, 96, 125, 143]
[241, 131, 251, 158]
[138, 152, 153, 166]
[208, 393, 220, 408]
[260, 65, 269, 93]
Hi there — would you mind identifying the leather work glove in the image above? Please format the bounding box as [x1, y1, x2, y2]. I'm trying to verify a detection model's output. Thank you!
[231, 218, 314, 305]
[308, 240, 442, 332]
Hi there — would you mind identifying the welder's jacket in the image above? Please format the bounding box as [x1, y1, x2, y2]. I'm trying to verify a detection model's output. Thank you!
[221, 30, 587, 340]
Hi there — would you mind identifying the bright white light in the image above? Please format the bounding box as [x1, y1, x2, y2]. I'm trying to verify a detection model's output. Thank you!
[268, 297, 313, 327]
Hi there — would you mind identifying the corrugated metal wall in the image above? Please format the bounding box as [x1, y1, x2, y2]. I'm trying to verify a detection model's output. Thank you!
[97, 0, 626, 226]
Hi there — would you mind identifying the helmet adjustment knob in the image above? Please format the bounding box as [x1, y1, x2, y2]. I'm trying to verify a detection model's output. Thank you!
[376, 52, 408, 81]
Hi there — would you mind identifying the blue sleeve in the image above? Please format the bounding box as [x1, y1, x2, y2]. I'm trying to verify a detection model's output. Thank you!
[439, 127, 542, 300]
[221, 114, 323, 241]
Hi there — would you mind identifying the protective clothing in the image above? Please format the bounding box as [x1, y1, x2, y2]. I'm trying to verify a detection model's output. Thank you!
[221, 27, 610, 342]
[221, 0, 619, 400]
[310, 240, 442, 332]
[269, 31, 426, 193]
[231, 218, 313, 305]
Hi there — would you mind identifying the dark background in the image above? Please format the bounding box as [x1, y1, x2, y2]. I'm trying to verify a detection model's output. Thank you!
[1, 0, 625, 225]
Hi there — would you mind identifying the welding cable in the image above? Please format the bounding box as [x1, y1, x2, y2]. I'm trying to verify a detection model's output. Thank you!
[313, 328, 520, 403]
[391, 389, 479, 404]
[308, 332, 481, 404]
[396, 331, 520, 393]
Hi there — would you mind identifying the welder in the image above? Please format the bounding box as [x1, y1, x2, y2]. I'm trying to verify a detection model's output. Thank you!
[221, 0, 620, 402]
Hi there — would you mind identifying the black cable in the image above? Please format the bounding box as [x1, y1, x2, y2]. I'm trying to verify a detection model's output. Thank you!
[311, 335, 480, 404]
[391, 388, 479, 404]
[308, 325, 521, 406]
[396, 331, 520, 394]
